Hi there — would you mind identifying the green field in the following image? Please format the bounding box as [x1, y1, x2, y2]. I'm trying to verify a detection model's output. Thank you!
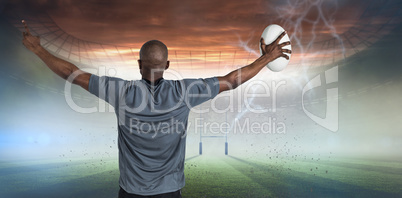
[0, 155, 401, 197]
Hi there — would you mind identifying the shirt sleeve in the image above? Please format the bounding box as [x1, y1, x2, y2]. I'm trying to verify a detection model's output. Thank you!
[88, 74, 126, 108]
[183, 77, 220, 108]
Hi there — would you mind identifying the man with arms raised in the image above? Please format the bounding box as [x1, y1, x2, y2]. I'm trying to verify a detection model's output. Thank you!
[21, 20, 291, 198]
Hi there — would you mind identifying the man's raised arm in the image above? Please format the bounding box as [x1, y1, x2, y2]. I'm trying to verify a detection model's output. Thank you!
[217, 31, 291, 93]
[21, 20, 91, 91]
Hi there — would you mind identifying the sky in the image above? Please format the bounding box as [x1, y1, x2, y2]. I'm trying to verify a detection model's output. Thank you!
[4, 0, 368, 50]
[3, 0, 394, 79]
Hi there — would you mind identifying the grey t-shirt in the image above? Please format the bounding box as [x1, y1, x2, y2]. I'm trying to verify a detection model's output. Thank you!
[88, 75, 220, 195]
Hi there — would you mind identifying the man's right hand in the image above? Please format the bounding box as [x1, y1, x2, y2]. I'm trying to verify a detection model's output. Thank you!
[22, 20, 41, 53]
[260, 31, 291, 62]
[217, 31, 292, 93]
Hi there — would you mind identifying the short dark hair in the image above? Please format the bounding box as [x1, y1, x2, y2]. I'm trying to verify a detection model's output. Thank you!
[139, 40, 168, 67]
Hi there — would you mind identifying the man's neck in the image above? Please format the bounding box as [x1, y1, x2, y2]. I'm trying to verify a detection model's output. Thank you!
[142, 76, 164, 85]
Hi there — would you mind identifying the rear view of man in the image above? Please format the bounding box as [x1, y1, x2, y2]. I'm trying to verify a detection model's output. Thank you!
[21, 20, 291, 198]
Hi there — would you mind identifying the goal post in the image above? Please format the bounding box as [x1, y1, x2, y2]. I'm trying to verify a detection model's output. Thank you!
[198, 110, 228, 155]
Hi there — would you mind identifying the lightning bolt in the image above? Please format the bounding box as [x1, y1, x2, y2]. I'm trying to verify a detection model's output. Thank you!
[276, 0, 345, 68]
[230, 0, 346, 133]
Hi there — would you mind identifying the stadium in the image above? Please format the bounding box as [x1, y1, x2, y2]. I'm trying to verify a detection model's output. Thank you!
[0, 0, 401, 197]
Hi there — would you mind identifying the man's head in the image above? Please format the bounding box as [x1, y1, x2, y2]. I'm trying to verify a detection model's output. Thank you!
[138, 40, 169, 80]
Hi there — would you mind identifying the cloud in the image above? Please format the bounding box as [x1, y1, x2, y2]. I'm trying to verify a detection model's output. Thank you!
[3, 0, 383, 70]
[3, 1, 347, 45]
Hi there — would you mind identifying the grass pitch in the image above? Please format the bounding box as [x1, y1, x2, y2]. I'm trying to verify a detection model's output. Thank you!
[0, 155, 401, 197]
